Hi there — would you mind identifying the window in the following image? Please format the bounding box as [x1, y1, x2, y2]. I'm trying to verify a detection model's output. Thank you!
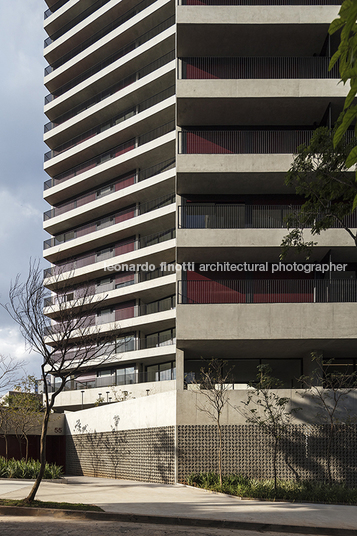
[96, 184, 114, 198]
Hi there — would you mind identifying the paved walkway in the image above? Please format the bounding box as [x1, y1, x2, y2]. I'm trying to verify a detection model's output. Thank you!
[0, 476, 356, 532]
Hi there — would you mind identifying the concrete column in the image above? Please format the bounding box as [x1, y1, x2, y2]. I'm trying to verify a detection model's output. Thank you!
[176, 348, 184, 390]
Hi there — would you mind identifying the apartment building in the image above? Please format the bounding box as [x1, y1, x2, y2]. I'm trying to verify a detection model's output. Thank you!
[43, 0, 357, 418]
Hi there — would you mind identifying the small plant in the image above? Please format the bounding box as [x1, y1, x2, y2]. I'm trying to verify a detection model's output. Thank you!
[188, 472, 357, 504]
[0, 457, 63, 479]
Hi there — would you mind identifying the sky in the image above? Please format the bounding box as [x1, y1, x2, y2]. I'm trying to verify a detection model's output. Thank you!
[0, 1, 49, 382]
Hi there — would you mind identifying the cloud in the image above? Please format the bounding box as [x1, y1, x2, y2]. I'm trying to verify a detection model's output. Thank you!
[0, 0, 48, 383]
[0, 326, 42, 379]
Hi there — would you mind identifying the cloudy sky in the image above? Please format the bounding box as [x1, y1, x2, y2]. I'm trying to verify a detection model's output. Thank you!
[0, 1, 48, 381]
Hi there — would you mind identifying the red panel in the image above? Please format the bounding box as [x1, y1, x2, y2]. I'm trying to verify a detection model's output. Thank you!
[115, 239, 135, 256]
[186, 132, 233, 154]
[76, 192, 96, 207]
[115, 300, 135, 321]
[115, 208, 135, 223]
[115, 173, 135, 191]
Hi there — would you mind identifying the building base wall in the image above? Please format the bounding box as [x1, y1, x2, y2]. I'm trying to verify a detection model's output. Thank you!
[177, 424, 357, 487]
[66, 426, 175, 484]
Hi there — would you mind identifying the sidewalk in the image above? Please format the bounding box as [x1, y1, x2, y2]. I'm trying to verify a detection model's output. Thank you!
[0, 476, 356, 533]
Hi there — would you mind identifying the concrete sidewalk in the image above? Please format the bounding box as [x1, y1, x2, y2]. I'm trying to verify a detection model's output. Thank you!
[0, 476, 356, 533]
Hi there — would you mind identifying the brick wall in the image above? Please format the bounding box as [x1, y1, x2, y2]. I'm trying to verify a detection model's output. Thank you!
[177, 424, 357, 486]
[66, 426, 175, 483]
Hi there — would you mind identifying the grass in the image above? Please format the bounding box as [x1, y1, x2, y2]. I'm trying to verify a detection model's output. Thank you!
[0, 457, 63, 479]
[0, 498, 103, 511]
[187, 472, 357, 505]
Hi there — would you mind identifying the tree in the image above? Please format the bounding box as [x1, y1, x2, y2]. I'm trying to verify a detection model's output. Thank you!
[298, 353, 357, 484]
[193, 358, 233, 487]
[241, 365, 300, 496]
[0, 354, 25, 394]
[280, 127, 357, 258]
[329, 0, 357, 206]
[0, 403, 12, 460]
[6, 376, 43, 462]
[1, 259, 118, 502]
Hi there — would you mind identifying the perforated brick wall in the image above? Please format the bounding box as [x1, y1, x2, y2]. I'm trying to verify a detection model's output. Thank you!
[66, 426, 175, 483]
[177, 424, 357, 486]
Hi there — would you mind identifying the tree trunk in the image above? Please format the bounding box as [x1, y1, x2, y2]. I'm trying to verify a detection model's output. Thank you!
[326, 424, 334, 484]
[25, 435, 29, 463]
[4, 435, 8, 460]
[273, 438, 278, 497]
[24, 406, 51, 503]
[218, 421, 223, 487]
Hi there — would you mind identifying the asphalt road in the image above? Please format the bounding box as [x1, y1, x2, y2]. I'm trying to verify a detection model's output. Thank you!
[0, 517, 299, 536]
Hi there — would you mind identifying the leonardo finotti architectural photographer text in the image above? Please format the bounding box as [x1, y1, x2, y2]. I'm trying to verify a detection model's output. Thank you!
[104, 261, 348, 274]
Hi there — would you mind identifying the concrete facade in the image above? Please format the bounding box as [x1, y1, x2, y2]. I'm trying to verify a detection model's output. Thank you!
[42, 0, 357, 482]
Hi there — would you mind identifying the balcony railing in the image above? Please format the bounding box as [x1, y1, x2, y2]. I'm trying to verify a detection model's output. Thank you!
[180, 0, 340, 5]
[47, 120, 174, 186]
[45, 12, 174, 90]
[44, 192, 175, 248]
[180, 56, 339, 79]
[44, 154, 174, 196]
[178, 279, 357, 304]
[44, 0, 154, 48]
[44, 0, 70, 19]
[44, 45, 174, 117]
[44, 266, 175, 307]
[44, 85, 175, 161]
[178, 204, 357, 229]
[43, 227, 176, 277]
[179, 129, 316, 154]
[47, 364, 176, 393]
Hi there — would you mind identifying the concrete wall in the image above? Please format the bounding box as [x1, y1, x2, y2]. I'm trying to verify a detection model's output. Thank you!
[176, 303, 357, 342]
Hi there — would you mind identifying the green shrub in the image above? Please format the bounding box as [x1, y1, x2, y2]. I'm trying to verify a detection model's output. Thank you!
[187, 472, 357, 504]
[0, 457, 63, 479]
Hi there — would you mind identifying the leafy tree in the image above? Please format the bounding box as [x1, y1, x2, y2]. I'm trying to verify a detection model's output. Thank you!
[329, 0, 357, 205]
[298, 353, 357, 484]
[0, 404, 12, 460]
[1, 260, 118, 502]
[6, 376, 43, 462]
[280, 127, 357, 258]
[193, 358, 233, 487]
[241, 365, 300, 495]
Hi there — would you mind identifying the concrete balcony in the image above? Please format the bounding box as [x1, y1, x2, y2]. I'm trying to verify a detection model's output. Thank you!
[44, 21, 174, 137]
[43, 128, 176, 206]
[176, 302, 357, 358]
[44, 59, 175, 147]
[44, 97, 174, 178]
[176, 228, 357, 264]
[44, 0, 162, 65]
[44, 273, 176, 312]
[177, 4, 340, 57]
[177, 153, 293, 195]
[43, 232, 176, 282]
[176, 79, 347, 125]
[44, 164, 175, 235]
[45, 0, 172, 93]
[44, 0, 105, 42]
[44, 202, 176, 262]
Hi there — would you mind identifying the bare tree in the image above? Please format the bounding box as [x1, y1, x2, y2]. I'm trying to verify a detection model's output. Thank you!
[298, 353, 357, 484]
[0, 354, 25, 394]
[1, 259, 118, 502]
[193, 358, 233, 487]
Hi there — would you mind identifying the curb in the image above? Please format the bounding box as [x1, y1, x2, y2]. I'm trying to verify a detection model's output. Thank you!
[0, 506, 355, 535]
